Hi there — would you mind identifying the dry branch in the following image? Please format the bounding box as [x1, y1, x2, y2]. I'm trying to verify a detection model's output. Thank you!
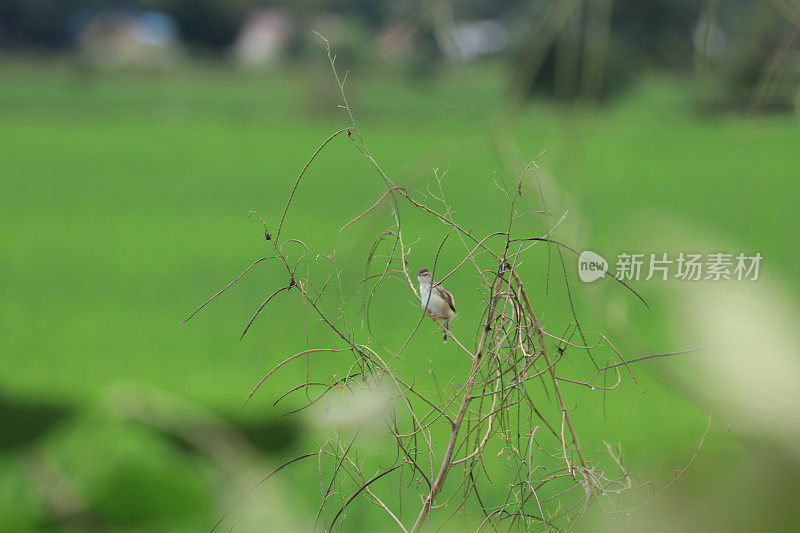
[185, 39, 707, 533]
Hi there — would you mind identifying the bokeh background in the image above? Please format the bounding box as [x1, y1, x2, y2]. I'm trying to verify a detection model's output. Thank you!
[1, 1, 799, 531]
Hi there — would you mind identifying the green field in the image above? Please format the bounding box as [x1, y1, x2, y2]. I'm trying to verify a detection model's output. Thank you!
[1, 59, 799, 531]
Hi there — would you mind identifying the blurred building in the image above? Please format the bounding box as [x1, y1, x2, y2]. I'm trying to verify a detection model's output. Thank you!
[439, 20, 509, 62]
[232, 9, 292, 67]
[74, 8, 179, 67]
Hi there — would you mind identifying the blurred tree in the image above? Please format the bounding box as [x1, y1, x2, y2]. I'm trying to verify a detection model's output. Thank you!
[0, 0, 104, 48]
[161, 0, 247, 50]
[509, 0, 700, 102]
[697, 0, 800, 112]
[611, 0, 698, 70]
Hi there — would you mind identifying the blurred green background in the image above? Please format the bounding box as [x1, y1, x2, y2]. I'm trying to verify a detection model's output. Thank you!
[1, 1, 799, 531]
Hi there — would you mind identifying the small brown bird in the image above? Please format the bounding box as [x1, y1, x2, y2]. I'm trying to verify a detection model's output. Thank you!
[417, 267, 457, 342]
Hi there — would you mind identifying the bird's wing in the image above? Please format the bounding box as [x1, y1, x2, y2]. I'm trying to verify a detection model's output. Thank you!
[436, 285, 456, 314]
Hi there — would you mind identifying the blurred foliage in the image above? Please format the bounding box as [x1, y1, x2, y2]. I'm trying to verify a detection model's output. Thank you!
[698, 1, 800, 112]
[611, 0, 699, 69]
[0, 0, 101, 49]
[157, 0, 246, 49]
[510, 0, 699, 101]
[0, 59, 797, 530]
[0, 2, 798, 531]
[1, 0, 797, 109]
[0, 394, 73, 451]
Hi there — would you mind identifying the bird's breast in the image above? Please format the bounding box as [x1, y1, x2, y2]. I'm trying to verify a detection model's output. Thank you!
[419, 285, 431, 308]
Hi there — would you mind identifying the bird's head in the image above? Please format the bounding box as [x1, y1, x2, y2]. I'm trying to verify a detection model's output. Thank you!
[417, 267, 433, 284]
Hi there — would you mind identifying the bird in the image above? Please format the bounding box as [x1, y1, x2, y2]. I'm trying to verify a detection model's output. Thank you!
[417, 267, 457, 343]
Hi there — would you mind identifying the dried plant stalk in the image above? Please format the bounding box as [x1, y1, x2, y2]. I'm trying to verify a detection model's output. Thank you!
[185, 39, 704, 532]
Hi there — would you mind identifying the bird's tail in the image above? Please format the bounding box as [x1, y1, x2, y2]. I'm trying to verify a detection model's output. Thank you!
[442, 320, 450, 343]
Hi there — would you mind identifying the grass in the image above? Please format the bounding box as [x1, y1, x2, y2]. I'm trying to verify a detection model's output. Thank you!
[0, 58, 798, 531]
